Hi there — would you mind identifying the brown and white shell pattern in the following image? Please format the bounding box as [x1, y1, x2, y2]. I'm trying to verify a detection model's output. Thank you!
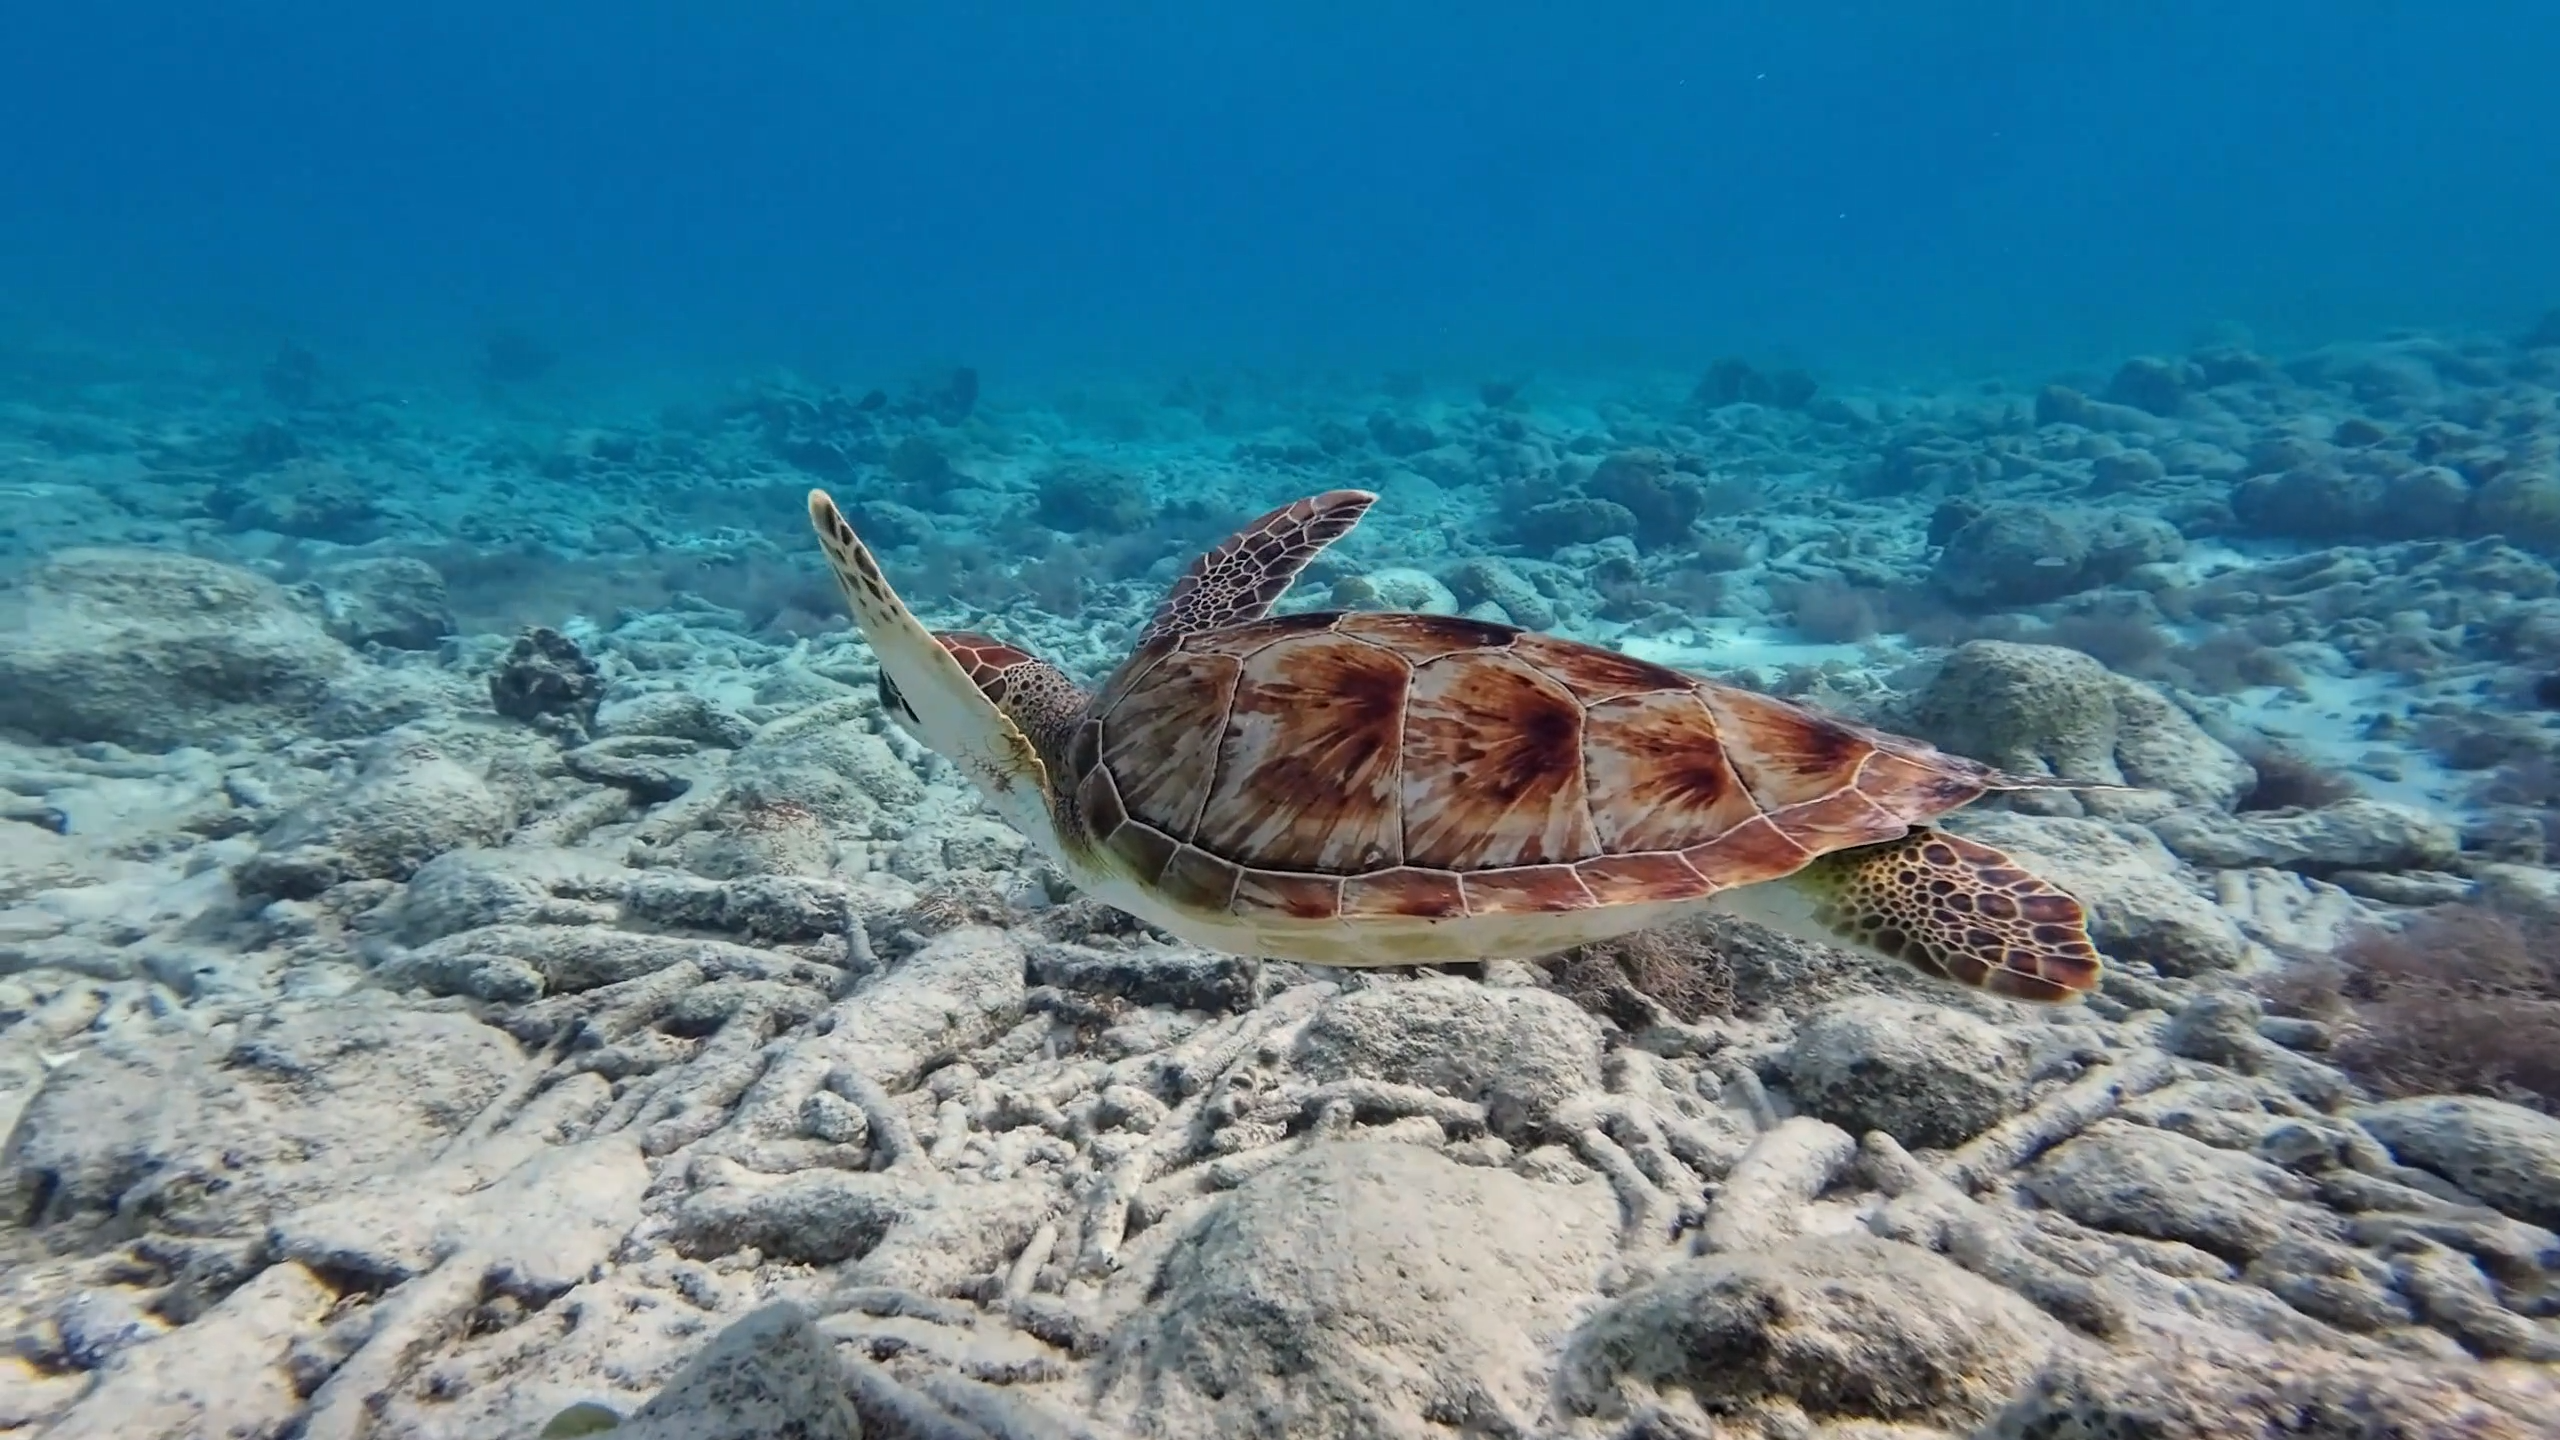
[1064, 609, 2003, 924]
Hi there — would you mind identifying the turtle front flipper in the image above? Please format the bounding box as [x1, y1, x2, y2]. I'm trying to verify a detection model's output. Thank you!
[1137, 489, 1377, 647]
[806, 490, 1058, 844]
[1726, 828, 2104, 1002]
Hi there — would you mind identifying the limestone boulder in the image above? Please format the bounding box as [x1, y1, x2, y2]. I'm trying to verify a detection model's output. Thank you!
[0, 547, 355, 747]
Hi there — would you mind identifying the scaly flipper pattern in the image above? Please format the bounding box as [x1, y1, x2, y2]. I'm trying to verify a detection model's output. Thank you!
[1135, 489, 1377, 649]
[1793, 828, 2104, 1002]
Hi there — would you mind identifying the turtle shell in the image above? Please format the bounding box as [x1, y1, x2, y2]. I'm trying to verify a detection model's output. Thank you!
[1064, 610, 2004, 923]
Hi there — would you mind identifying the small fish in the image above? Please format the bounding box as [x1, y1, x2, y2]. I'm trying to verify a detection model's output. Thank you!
[2032, 556, 2071, 568]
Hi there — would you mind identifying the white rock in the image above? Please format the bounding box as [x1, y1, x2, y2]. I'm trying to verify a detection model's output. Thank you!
[2356, 1095, 2560, 1230]
[1293, 976, 1603, 1139]
[1347, 566, 1460, 615]
[2152, 797, 2459, 873]
[608, 1303, 862, 1440]
[0, 548, 354, 748]
[1908, 640, 2252, 812]
[1954, 810, 2251, 976]
[1096, 1140, 1614, 1438]
[1557, 1235, 2065, 1434]
[1787, 995, 2030, 1149]
[39, 1263, 330, 1440]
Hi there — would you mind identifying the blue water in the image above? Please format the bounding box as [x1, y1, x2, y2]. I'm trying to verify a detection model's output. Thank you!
[7, 2, 2555, 384]
[12, 9, 2560, 1434]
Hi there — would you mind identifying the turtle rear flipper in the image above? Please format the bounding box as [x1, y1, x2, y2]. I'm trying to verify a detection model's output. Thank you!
[1727, 828, 2104, 1003]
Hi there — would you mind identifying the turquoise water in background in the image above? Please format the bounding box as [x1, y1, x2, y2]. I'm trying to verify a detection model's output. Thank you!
[10, 8, 2560, 1434]
[5, 2, 2555, 385]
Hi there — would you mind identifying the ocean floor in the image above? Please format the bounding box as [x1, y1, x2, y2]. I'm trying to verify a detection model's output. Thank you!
[1, 328, 2559, 1436]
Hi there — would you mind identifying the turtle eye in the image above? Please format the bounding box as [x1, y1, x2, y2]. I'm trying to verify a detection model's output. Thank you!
[878, 672, 921, 729]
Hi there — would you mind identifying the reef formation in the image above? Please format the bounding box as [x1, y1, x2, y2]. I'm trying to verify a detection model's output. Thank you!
[0, 326, 2557, 1436]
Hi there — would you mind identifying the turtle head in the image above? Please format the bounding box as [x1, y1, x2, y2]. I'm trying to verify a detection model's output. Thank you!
[808, 488, 1079, 855]
[883, 632, 1088, 773]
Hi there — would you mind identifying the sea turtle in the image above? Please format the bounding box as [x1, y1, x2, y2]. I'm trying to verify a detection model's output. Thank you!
[809, 487, 2104, 1002]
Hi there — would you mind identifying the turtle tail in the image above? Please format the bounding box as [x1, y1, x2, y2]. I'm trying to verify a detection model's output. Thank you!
[1981, 769, 2140, 796]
